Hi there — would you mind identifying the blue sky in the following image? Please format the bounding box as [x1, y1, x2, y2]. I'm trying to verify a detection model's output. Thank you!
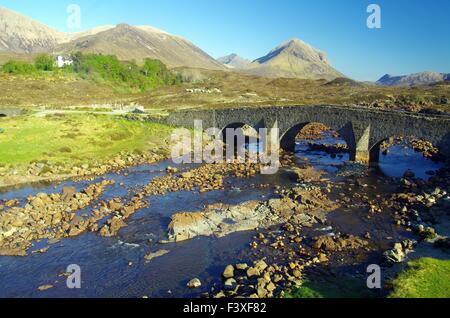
[1, 0, 449, 81]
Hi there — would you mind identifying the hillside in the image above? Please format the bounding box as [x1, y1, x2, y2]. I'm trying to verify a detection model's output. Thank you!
[0, 6, 65, 52]
[57, 23, 225, 69]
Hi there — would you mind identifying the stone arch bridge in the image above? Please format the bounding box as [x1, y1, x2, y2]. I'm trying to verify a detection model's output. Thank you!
[163, 105, 450, 163]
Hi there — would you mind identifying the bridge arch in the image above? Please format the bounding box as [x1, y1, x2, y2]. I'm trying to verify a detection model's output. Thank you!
[220, 122, 260, 155]
[280, 121, 357, 160]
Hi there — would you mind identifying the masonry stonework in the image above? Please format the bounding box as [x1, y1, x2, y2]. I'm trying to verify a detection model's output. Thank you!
[163, 105, 450, 164]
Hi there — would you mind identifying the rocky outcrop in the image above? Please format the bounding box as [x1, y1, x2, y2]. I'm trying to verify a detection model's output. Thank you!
[167, 186, 339, 242]
[313, 235, 369, 252]
[167, 201, 271, 242]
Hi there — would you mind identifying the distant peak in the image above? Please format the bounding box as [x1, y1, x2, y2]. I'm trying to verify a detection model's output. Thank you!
[219, 53, 242, 60]
[270, 38, 319, 56]
[217, 53, 251, 69]
[280, 38, 307, 48]
[287, 38, 303, 44]
[116, 23, 131, 29]
[379, 74, 392, 80]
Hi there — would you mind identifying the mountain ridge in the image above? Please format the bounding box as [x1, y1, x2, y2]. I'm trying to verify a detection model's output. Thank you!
[56, 23, 225, 69]
[0, 6, 224, 70]
[0, 6, 65, 52]
[377, 71, 450, 86]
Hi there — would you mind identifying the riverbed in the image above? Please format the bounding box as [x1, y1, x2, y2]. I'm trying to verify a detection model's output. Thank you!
[0, 135, 445, 298]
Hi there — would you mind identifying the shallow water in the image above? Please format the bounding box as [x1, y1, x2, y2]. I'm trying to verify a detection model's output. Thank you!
[378, 145, 444, 179]
[0, 136, 444, 298]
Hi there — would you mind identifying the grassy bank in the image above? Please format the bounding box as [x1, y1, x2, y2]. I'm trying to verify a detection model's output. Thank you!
[0, 113, 173, 170]
[284, 277, 378, 298]
[389, 258, 450, 298]
[284, 258, 450, 298]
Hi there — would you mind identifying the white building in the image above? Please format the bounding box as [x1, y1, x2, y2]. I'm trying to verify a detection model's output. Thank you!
[56, 55, 73, 68]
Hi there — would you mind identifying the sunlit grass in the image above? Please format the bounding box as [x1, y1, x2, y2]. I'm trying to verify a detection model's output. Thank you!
[389, 258, 450, 298]
[0, 114, 173, 167]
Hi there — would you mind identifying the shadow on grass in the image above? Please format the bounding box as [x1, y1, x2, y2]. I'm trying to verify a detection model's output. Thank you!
[284, 276, 382, 299]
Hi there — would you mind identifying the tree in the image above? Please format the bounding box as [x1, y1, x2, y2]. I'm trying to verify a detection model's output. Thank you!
[34, 54, 55, 71]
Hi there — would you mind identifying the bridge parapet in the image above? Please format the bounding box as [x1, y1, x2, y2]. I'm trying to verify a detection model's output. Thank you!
[165, 105, 450, 163]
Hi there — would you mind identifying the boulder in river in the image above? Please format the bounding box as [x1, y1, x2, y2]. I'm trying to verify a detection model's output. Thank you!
[187, 278, 202, 289]
[167, 201, 271, 242]
[223, 265, 235, 279]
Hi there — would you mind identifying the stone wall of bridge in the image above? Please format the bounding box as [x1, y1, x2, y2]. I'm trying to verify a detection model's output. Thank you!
[163, 105, 450, 163]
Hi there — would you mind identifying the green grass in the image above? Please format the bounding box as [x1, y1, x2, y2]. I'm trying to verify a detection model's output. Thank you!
[284, 277, 378, 299]
[389, 258, 450, 298]
[0, 114, 173, 167]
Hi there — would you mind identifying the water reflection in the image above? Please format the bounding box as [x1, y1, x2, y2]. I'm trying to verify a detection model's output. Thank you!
[294, 131, 349, 173]
[378, 145, 444, 179]
[292, 131, 443, 179]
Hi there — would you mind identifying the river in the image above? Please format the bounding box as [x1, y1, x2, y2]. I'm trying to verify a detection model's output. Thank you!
[0, 134, 444, 298]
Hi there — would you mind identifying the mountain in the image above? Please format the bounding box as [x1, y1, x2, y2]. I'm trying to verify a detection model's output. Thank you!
[217, 53, 251, 69]
[62, 26, 116, 43]
[0, 6, 224, 70]
[57, 23, 224, 69]
[243, 38, 344, 80]
[0, 6, 65, 52]
[377, 72, 450, 86]
[59, 24, 224, 69]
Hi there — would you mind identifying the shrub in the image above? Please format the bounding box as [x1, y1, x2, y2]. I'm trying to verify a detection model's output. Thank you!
[59, 146, 72, 153]
[1, 60, 36, 74]
[2, 52, 180, 91]
[34, 54, 55, 71]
